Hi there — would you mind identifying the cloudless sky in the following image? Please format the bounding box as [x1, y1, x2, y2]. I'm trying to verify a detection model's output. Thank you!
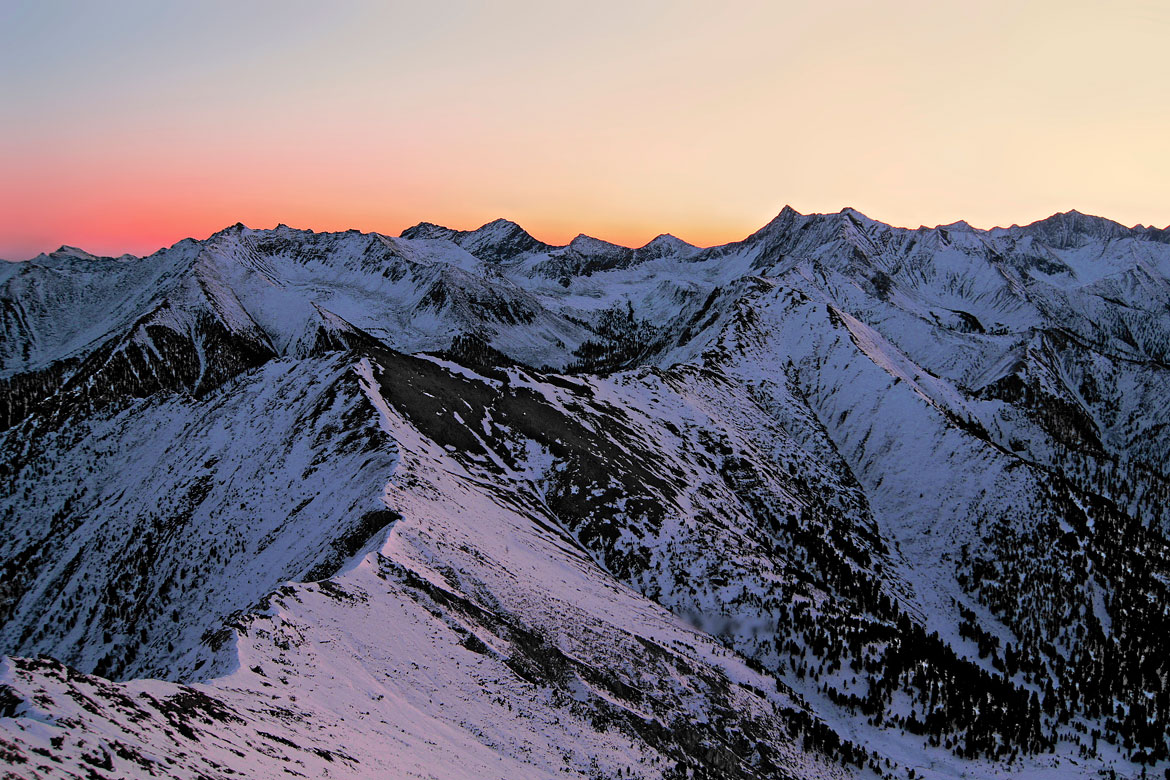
[2, 0, 1168, 259]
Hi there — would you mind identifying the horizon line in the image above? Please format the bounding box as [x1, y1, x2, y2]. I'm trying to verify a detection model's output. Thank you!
[5, 205, 1169, 263]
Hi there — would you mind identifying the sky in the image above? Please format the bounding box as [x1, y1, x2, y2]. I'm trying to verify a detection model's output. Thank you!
[1, 0, 1168, 260]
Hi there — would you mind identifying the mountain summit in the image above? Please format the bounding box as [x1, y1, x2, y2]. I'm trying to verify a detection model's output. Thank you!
[400, 217, 549, 262]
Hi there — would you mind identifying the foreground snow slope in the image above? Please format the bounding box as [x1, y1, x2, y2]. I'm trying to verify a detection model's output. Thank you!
[0, 356, 851, 780]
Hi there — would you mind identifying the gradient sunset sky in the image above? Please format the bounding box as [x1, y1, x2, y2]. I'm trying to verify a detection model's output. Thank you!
[2, 0, 1168, 260]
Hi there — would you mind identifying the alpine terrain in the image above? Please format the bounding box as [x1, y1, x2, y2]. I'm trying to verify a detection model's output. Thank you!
[1, 207, 1168, 779]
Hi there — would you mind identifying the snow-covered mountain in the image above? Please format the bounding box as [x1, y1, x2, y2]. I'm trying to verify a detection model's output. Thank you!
[2, 207, 1168, 779]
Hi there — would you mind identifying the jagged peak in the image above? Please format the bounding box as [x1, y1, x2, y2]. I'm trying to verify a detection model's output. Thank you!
[743, 205, 880, 245]
[402, 217, 533, 240]
[640, 233, 696, 250]
[633, 233, 700, 262]
[568, 233, 628, 252]
[51, 245, 98, 259]
[473, 217, 527, 233]
[401, 218, 545, 261]
[1025, 209, 1126, 231]
[1014, 209, 1132, 247]
[399, 221, 456, 240]
[742, 206, 808, 243]
[838, 206, 874, 221]
[207, 222, 251, 241]
[23, 245, 110, 265]
[465, 218, 543, 248]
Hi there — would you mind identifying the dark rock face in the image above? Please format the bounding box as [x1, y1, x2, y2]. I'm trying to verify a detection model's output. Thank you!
[1, 305, 275, 436]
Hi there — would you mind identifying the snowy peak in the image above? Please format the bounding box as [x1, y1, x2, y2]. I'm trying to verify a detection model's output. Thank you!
[837, 205, 877, 224]
[640, 233, 695, 251]
[21, 245, 110, 268]
[210, 221, 250, 239]
[555, 233, 635, 275]
[401, 217, 549, 263]
[397, 220, 455, 241]
[460, 218, 549, 262]
[566, 232, 627, 255]
[524, 233, 639, 279]
[1016, 209, 1133, 247]
[935, 219, 974, 231]
[739, 205, 879, 251]
[742, 205, 807, 243]
[633, 233, 700, 262]
[470, 217, 532, 238]
[50, 245, 98, 260]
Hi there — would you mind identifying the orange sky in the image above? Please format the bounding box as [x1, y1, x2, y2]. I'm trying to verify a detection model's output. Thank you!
[2, 0, 1168, 259]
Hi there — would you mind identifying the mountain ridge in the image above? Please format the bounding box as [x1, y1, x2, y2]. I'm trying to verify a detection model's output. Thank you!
[12, 206, 1169, 267]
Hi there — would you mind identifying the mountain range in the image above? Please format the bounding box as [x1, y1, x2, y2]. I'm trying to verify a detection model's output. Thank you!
[2, 206, 1168, 779]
